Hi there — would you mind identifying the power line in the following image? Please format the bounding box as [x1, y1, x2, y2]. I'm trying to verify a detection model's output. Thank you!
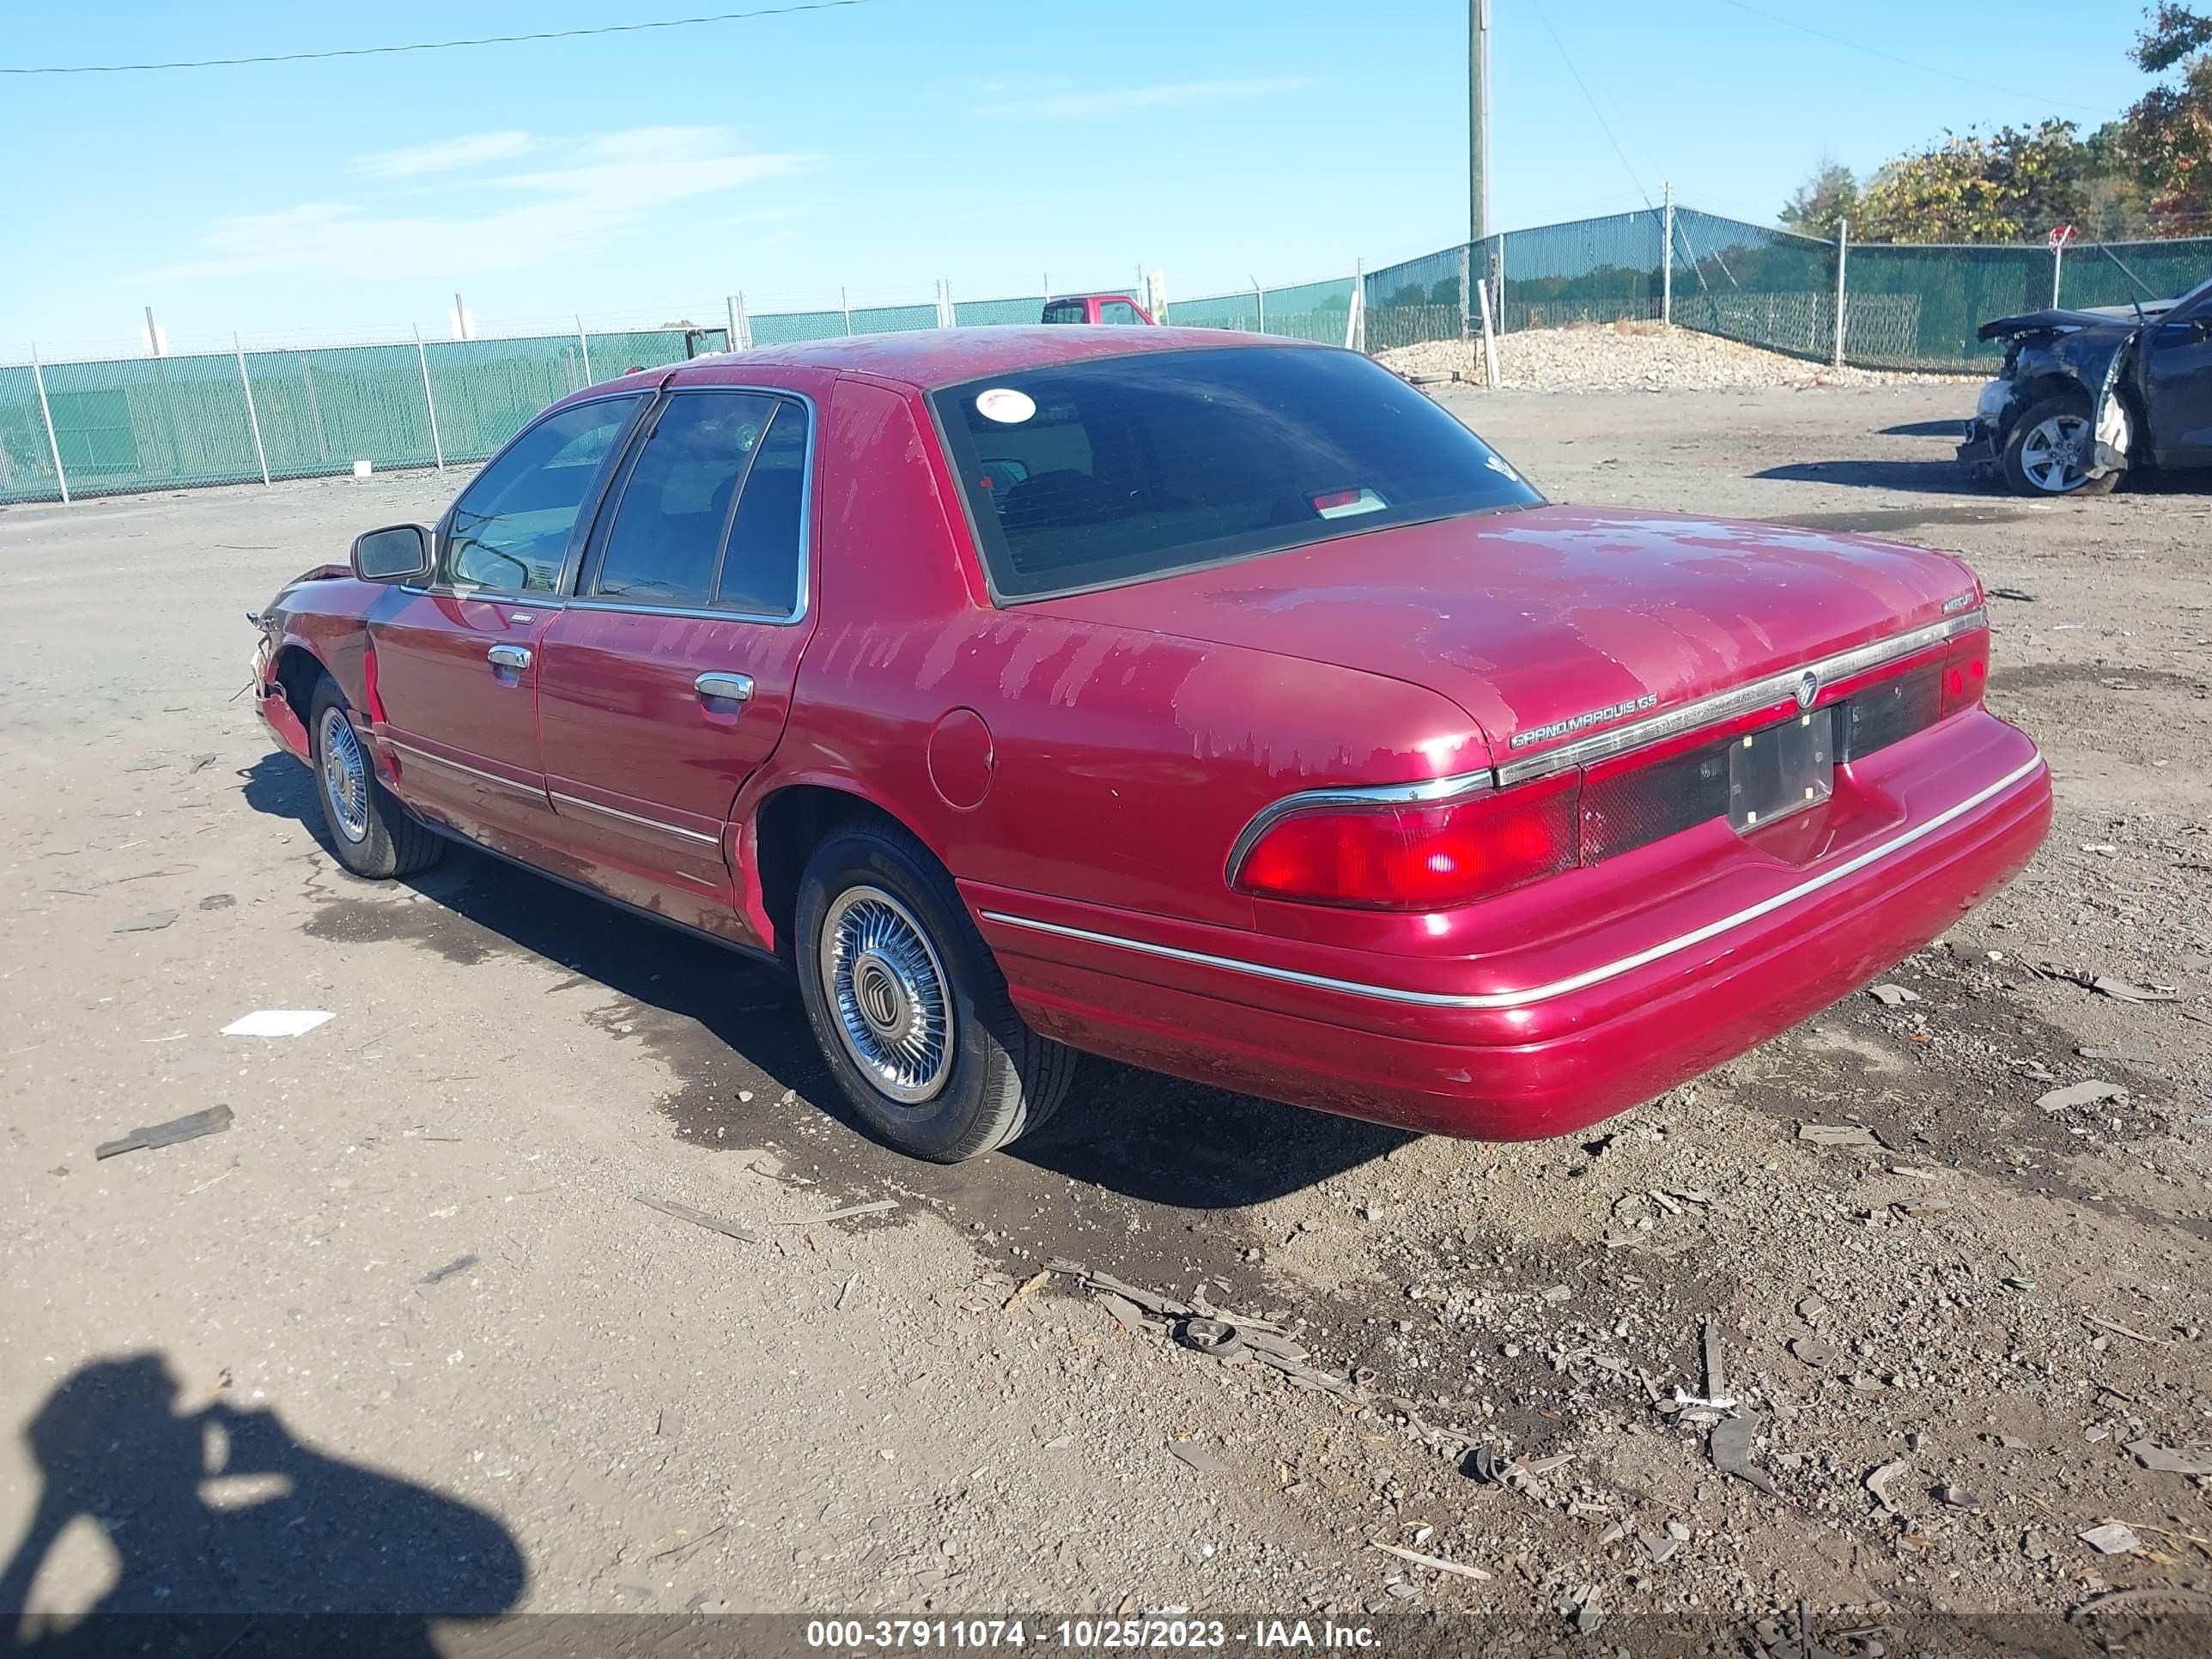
[1, 1, 866, 76]
[1714, 1, 2119, 121]
[1527, 0, 1655, 210]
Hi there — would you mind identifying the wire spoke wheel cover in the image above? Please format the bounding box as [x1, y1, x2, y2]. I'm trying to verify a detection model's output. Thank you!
[319, 706, 370, 843]
[2020, 414, 2090, 493]
[818, 885, 954, 1104]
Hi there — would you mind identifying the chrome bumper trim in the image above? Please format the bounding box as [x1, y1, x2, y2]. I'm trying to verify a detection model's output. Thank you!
[984, 752, 2043, 1013]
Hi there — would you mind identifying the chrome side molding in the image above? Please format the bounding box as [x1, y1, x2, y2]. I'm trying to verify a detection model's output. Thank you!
[989, 751, 2043, 1014]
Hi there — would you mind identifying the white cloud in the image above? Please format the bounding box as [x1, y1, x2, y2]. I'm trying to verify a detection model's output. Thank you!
[978, 77, 1310, 120]
[353, 130, 537, 179]
[149, 127, 814, 283]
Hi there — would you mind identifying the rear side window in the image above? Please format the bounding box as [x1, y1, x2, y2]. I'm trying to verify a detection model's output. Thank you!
[591, 392, 778, 607]
[716, 402, 809, 616]
[931, 346, 1541, 600]
[1041, 300, 1088, 325]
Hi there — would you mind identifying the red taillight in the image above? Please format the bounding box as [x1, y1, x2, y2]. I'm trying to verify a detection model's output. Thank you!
[1940, 627, 1990, 716]
[1234, 774, 1580, 909]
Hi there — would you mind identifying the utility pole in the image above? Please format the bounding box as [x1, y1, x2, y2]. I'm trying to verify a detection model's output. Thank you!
[1469, 0, 1492, 246]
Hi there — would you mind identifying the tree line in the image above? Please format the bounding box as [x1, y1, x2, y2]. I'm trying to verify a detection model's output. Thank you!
[1781, 5, 2210, 243]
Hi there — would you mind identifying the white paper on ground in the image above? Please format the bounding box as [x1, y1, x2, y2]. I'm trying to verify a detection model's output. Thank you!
[222, 1010, 334, 1039]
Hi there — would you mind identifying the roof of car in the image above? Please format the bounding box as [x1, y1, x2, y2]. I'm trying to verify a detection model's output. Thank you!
[673, 325, 1322, 390]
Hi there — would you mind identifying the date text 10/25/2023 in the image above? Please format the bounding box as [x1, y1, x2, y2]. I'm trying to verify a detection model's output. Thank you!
[803, 1617, 1385, 1650]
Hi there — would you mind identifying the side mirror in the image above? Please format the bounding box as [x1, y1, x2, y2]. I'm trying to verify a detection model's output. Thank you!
[351, 524, 431, 583]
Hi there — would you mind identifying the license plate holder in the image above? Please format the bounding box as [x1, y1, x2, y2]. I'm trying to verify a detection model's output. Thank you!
[1728, 713, 1833, 833]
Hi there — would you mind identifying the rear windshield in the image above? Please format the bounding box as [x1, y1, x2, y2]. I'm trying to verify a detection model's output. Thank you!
[931, 345, 1543, 600]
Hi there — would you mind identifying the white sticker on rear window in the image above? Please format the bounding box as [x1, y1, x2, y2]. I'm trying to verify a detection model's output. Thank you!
[975, 387, 1036, 424]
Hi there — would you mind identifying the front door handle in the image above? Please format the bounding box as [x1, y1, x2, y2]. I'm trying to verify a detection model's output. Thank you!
[695, 672, 754, 705]
[487, 644, 532, 671]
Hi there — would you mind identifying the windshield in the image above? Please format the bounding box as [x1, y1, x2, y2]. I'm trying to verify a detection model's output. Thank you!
[932, 345, 1543, 600]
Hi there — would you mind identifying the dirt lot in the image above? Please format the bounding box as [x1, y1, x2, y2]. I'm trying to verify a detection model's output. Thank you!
[3, 381, 2209, 1653]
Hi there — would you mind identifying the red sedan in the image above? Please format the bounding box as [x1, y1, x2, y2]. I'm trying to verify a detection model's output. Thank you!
[252, 328, 2051, 1162]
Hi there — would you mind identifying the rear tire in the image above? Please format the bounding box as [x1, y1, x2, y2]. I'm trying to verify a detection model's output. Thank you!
[2002, 395, 2121, 497]
[794, 821, 1074, 1162]
[307, 676, 443, 879]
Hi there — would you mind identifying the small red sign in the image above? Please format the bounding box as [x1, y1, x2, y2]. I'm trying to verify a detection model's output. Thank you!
[2049, 224, 2077, 248]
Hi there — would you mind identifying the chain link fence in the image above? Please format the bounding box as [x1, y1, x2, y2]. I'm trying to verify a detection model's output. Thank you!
[1356, 208, 2212, 375]
[7, 216, 2209, 505]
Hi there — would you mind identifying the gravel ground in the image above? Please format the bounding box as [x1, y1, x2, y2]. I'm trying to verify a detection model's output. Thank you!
[1381, 321, 1977, 392]
[3, 384, 2208, 1651]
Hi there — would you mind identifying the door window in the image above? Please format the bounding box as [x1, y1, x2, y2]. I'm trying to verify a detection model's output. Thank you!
[714, 401, 810, 617]
[591, 392, 779, 607]
[1099, 300, 1144, 325]
[444, 397, 641, 592]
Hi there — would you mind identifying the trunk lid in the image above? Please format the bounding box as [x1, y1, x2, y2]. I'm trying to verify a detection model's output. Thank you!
[1028, 505, 1977, 764]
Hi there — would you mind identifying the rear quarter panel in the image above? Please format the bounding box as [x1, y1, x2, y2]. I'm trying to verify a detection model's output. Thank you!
[743, 376, 1487, 937]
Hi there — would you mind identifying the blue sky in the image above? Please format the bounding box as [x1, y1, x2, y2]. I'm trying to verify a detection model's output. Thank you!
[0, 0, 2164, 358]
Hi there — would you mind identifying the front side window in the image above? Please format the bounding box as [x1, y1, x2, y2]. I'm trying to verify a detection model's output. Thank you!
[591, 392, 778, 607]
[1099, 300, 1144, 325]
[932, 346, 1542, 600]
[444, 397, 641, 592]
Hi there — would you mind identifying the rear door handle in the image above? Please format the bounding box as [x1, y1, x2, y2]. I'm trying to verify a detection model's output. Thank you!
[487, 644, 532, 671]
[695, 672, 754, 705]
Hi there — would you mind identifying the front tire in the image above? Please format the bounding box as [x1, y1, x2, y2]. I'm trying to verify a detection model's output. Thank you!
[2002, 396, 2120, 497]
[794, 821, 1074, 1162]
[307, 677, 443, 879]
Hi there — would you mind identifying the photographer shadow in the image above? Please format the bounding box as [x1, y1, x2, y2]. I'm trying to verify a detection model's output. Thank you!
[2, 1354, 524, 1656]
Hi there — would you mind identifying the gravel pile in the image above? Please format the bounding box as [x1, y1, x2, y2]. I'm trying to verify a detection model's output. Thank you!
[1380, 321, 1975, 393]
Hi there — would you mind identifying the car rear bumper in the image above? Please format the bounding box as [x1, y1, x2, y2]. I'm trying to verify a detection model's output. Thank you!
[969, 710, 2050, 1139]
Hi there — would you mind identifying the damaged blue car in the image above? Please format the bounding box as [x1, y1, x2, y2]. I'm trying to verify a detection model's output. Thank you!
[1958, 274, 2212, 495]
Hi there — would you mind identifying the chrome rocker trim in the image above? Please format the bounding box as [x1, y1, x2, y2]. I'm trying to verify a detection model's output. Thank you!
[548, 789, 723, 848]
[986, 752, 2043, 1014]
[383, 738, 545, 801]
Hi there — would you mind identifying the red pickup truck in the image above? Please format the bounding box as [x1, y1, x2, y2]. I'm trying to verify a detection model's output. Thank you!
[1041, 294, 1154, 325]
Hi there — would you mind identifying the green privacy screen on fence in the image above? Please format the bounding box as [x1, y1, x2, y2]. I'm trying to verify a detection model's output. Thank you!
[6, 216, 2206, 503]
